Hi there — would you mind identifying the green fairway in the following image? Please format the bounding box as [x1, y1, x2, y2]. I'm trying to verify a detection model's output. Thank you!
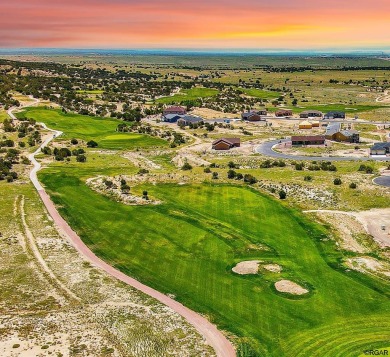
[17, 108, 168, 150]
[156, 87, 219, 104]
[239, 87, 281, 99]
[40, 162, 390, 356]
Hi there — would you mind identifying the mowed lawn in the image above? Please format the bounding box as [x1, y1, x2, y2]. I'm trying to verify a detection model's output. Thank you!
[238, 87, 281, 99]
[39, 165, 390, 356]
[17, 108, 168, 150]
[156, 87, 219, 104]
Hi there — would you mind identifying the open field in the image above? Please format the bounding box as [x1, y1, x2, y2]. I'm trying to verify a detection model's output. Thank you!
[156, 87, 219, 104]
[17, 107, 168, 150]
[3, 53, 390, 68]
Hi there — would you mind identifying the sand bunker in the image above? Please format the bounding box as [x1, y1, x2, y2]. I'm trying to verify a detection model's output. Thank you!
[232, 260, 261, 275]
[263, 264, 282, 273]
[274, 280, 308, 295]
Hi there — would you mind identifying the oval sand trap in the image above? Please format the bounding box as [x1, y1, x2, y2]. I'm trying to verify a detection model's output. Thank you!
[263, 264, 282, 273]
[232, 260, 261, 275]
[274, 279, 308, 295]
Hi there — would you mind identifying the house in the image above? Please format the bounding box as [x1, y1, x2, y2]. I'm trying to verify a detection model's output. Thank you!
[311, 121, 320, 128]
[325, 123, 359, 142]
[212, 138, 241, 150]
[163, 106, 186, 116]
[325, 123, 341, 139]
[299, 121, 313, 129]
[299, 110, 323, 118]
[275, 109, 293, 117]
[291, 135, 326, 146]
[242, 112, 261, 121]
[332, 130, 360, 143]
[177, 115, 203, 126]
[162, 114, 181, 123]
[324, 111, 346, 119]
[370, 142, 390, 155]
[241, 110, 267, 121]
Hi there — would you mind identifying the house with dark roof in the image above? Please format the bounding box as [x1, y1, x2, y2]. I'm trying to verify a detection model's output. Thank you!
[212, 138, 241, 150]
[370, 142, 390, 155]
[163, 106, 186, 116]
[300, 110, 323, 118]
[177, 115, 203, 126]
[241, 110, 267, 121]
[324, 111, 346, 119]
[162, 114, 182, 123]
[275, 109, 293, 117]
[291, 135, 326, 146]
[241, 112, 263, 121]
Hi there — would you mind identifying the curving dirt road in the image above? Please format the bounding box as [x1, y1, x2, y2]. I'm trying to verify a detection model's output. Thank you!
[11, 101, 236, 357]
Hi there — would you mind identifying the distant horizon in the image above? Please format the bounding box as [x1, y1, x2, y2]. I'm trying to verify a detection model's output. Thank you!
[0, 48, 389, 57]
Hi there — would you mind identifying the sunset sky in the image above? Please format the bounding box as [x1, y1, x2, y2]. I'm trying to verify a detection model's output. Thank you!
[1, 0, 389, 50]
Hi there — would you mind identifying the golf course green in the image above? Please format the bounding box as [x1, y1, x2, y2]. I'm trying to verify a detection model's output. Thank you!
[24, 107, 390, 356]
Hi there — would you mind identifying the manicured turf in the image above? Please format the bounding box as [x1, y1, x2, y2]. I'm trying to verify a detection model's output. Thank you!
[17, 108, 168, 150]
[238, 87, 281, 99]
[32, 106, 390, 355]
[156, 87, 219, 104]
[40, 163, 390, 355]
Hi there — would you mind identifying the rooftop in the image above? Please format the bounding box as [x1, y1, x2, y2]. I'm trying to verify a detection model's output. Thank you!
[212, 137, 241, 145]
[371, 142, 390, 149]
[291, 135, 325, 142]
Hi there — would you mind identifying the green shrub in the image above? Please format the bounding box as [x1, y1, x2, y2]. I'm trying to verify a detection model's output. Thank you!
[87, 140, 98, 148]
[227, 169, 237, 179]
[182, 162, 192, 170]
[334, 178, 342, 185]
[279, 190, 287, 199]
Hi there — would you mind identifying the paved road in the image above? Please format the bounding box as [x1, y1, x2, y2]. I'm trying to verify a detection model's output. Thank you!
[256, 139, 390, 162]
[373, 175, 390, 187]
[11, 102, 236, 357]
